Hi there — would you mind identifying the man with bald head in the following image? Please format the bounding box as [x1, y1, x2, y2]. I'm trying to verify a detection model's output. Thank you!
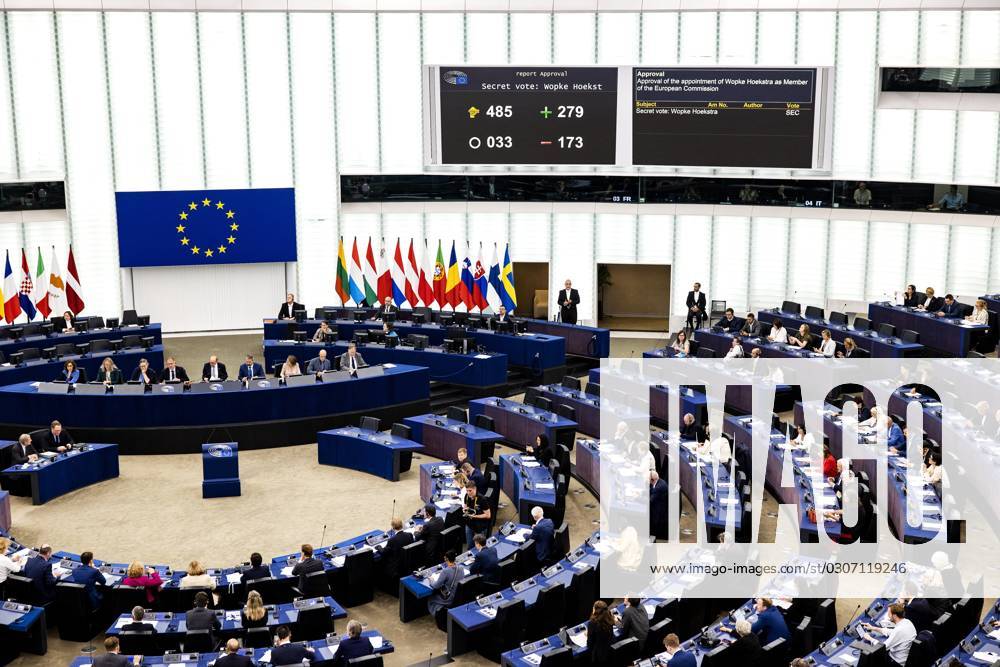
[214, 639, 252, 667]
[202, 355, 228, 382]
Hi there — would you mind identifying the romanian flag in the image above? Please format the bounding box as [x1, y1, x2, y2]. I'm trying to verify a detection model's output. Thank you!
[445, 240, 461, 308]
[334, 237, 350, 306]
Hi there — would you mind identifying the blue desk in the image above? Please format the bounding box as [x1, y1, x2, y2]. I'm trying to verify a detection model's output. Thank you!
[758, 308, 923, 357]
[1, 443, 119, 505]
[0, 489, 9, 532]
[468, 397, 578, 452]
[574, 438, 600, 498]
[522, 318, 610, 358]
[0, 601, 46, 660]
[802, 596, 903, 666]
[264, 318, 566, 376]
[446, 533, 600, 657]
[938, 600, 999, 664]
[317, 426, 423, 482]
[868, 302, 987, 357]
[500, 453, 557, 523]
[264, 339, 508, 391]
[72, 630, 391, 666]
[0, 345, 164, 386]
[537, 383, 601, 437]
[0, 364, 430, 454]
[694, 328, 825, 358]
[402, 414, 501, 466]
[0, 323, 162, 359]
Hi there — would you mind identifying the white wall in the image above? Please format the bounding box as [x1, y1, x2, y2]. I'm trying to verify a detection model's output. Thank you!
[0, 9, 998, 330]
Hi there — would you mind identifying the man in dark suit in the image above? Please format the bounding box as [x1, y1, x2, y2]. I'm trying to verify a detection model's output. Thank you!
[201, 355, 228, 382]
[685, 282, 707, 330]
[214, 639, 252, 667]
[121, 606, 157, 634]
[23, 545, 58, 603]
[529, 507, 556, 565]
[663, 633, 696, 667]
[159, 357, 189, 384]
[339, 342, 367, 375]
[336, 620, 375, 665]
[716, 308, 740, 332]
[381, 518, 415, 580]
[468, 534, 500, 586]
[278, 293, 303, 320]
[491, 305, 516, 330]
[649, 471, 669, 539]
[290, 544, 324, 593]
[426, 550, 461, 616]
[68, 551, 106, 610]
[40, 420, 75, 453]
[740, 312, 761, 337]
[93, 637, 140, 667]
[377, 297, 398, 320]
[271, 626, 315, 664]
[130, 358, 158, 385]
[185, 592, 220, 633]
[461, 462, 488, 496]
[10, 433, 39, 464]
[241, 552, 271, 584]
[679, 413, 705, 443]
[306, 350, 332, 374]
[937, 294, 962, 318]
[417, 505, 445, 562]
[237, 355, 265, 382]
[558, 279, 580, 325]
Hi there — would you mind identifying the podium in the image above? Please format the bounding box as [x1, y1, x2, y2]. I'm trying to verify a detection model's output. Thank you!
[201, 442, 241, 498]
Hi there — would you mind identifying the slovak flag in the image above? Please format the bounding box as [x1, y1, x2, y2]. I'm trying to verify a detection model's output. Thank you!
[472, 245, 489, 311]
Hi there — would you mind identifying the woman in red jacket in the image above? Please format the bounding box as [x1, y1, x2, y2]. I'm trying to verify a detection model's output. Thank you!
[122, 560, 163, 604]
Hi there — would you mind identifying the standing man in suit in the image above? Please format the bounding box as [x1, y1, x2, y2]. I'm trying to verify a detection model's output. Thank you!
[23, 545, 59, 603]
[381, 517, 414, 580]
[68, 551, 106, 610]
[649, 471, 668, 539]
[340, 342, 367, 375]
[468, 534, 500, 586]
[278, 293, 302, 320]
[529, 506, 555, 565]
[426, 550, 461, 617]
[201, 355, 228, 382]
[185, 591, 221, 633]
[159, 358, 189, 385]
[290, 544, 324, 592]
[559, 279, 580, 325]
[271, 626, 315, 665]
[460, 462, 487, 496]
[214, 639, 252, 667]
[93, 637, 141, 667]
[120, 606, 157, 634]
[10, 433, 38, 464]
[662, 634, 696, 667]
[417, 505, 445, 562]
[237, 355, 264, 382]
[306, 349, 332, 374]
[40, 421, 74, 453]
[685, 282, 707, 331]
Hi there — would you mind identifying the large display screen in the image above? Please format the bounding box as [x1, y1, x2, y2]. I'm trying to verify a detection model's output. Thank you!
[426, 66, 619, 165]
[632, 68, 820, 168]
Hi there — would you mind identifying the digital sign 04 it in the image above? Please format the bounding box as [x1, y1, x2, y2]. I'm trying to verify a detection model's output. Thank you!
[428, 67, 619, 165]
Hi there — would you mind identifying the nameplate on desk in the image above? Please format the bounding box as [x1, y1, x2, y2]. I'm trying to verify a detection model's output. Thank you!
[37, 382, 70, 395]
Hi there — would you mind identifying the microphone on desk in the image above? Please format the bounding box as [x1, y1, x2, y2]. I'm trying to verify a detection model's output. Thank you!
[320, 524, 327, 548]
[843, 603, 863, 631]
[391, 498, 396, 524]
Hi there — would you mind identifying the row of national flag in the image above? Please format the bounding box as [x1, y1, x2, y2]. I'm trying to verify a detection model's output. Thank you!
[334, 237, 517, 312]
[1, 246, 85, 324]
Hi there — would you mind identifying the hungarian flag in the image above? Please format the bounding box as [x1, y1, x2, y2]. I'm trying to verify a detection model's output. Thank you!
[348, 237, 365, 306]
[377, 239, 393, 304]
[404, 239, 420, 307]
[417, 239, 435, 308]
[334, 237, 350, 305]
[32, 247, 50, 318]
[362, 237, 379, 307]
[65, 246, 85, 315]
[3, 251, 21, 324]
[432, 240, 447, 308]
[19, 249, 37, 320]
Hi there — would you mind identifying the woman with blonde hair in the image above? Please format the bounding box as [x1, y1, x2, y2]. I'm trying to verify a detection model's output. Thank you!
[97, 357, 123, 385]
[121, 560, 163, 604]
[179, 560, 215, 589]
[280, 355, 301, 381]
[0, 537, 25, 597]
[241, 589, 268, 628]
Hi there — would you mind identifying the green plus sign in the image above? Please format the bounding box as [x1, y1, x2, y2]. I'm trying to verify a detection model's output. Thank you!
[540, 106, 552, 119]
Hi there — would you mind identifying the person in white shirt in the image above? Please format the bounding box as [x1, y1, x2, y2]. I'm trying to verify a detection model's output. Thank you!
[671, 330, 691, 357]
[966, 298, 989, 325]
[862, 602, 916, 666]
[815, 329, 836, 357]
[697, 436, 732, 463]
[790, 425, 816, 451]
[859, 405, 881, 428]
[0, 536, 24, 585]
[725, 336, 745, 359]
[922, 451, 942, 485]
[768, 319, 788, 344]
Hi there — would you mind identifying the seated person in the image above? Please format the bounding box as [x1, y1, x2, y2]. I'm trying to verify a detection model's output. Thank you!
[10, 433, 39, 464]
[381, 517, 415, 580]
[740, 312, 761, 337]
[57, 310, 75, 333]
[122, 561, 163, 604]
[725, 336, 744, 358]
[382, 321, 398, 340]
[901, 284, 921, 308]
[271, 626, 314, 664]
[715, 308, 740, 332]
[426, 550, 461, 616]
[837, 337, 858, 358]
[788, 324, 811, 349]
[130, 358, 158, 385]
[750, 597, 790, 645]
[615, 597, 649, 646]
[917, 287, 943, 312]
[469, 533, 500, 585]
[68, 550, 106, 609]
[185, 591, 220, 633]
[121, 605, 157, 633]
[661, 633, 696, 667]
[23, 545, 59, 602]
[290, 543, 324, 592]
[215, 639, 252, 667]
[377, 297, 398, 320]
[768, 319, 788, 343]
[861, 602, 915, 666]
[922, 451, 943, 485]
[417, 505, 445, 562]
[526, 433, 553, 466]
[241, 552, 271, 583]
[312, 320, 334, 342]
[791, 425, 816, 451]
[679, 413, 705, 442]
[491, 305, 515, 328]
[280, 355, 301, 381]
[201, 355, 228, 382]
[671, 330, 690, 356]
[822, 444, 838, 478]
[97, 357, 123, 385]
[932, 185, 965, 211]
[966, 298, 989, 325]
[815, 329, 836, 357]
[179, 561, 215, 589]
[241, 590, 268, 628]
[936, 294, 962, 318]
[278, 293, 302, 320]
[306, 349, 332, 374]
[696, 435, 731, 463]
[60, 360, 81, 384]
[337, 619, 375, 664]
[853, 181, 872, 206]
[886, 416, 906, 455]
[238, 354, 265, 382]
[41, 419, 74, 453]
[93, 637, 141, 667]
[339, 342, 367, 374]
[722, 619, 761, 664]
[160, 357, 189, 384]
[451, 447, 469, 468]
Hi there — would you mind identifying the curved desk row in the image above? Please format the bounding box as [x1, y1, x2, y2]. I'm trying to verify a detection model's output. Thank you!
[402, 413, 501, 467]
[0, 365, 430, 454]
[520, 318, 610, 359]
[317, 426, 423, 482]
[0, 323, 162, 359]
[1, 444, 119, 505]
[264, 339, 508, 392]
[0, 346, 165, 386]
[757, 308, 922, 357]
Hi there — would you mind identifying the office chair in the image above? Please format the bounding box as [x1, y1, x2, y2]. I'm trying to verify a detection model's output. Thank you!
[245, 576, 294, 605]
[183, 629, 216, 653]
[537, 647, 572, 667]
[563, 566, 597, 625]
[244, 626, 272, 649]
[446, 406, 468, 423]
[829, 311, 848, 326]
[523, 386, 541, 405]
[298, 569, 332, 598]
[119, 631, 159, 656]
[529, 582, 566, 638]
[19, 347, 40, 361]
[121, 309, 139, 326]
[122, 334, 143, 348]
[390, 423, 412, 440]
[586, 381, 600, 397]
[295, 602, 334, 640]
[804, 305, 824, 320]
[554, 404, 575, 423]
[877, 323, 896, 338]
[696, 347, 715, 358]
[853, 316, 871, 330]
[359, 415, 381, 432]
[55, 582, 102, 641]
[348, 656, 384, 667]
[609, 636, 641, 666]
[109, 584, 148, 617]
[900, 329, 920, 344]
[534, 396, 553, 412]
[476, 598, 526, 662]
[781, 300, 801, 315]
[333, 548, 375, 607]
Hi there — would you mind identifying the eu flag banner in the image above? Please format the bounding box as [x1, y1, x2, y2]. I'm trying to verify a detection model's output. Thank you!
[115, 188, 296, 268]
